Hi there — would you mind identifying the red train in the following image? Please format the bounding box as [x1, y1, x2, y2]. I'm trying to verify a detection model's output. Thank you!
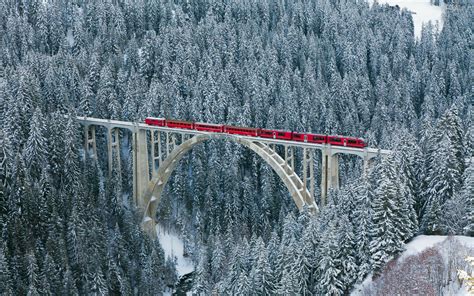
[144, 117, 366, 148]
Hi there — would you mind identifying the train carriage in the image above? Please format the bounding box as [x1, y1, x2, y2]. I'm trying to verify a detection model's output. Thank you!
[345, 137, 366, 148]
[327, 136, 365, 148]
[166, 119, 194, 130]
[260, 129, 292, 140]
[308, 134, 327, 144]
[293, 132, 326, 144]
[195, 122, 224, 133]
[145, 117, 166, 126]
[224, 125, 260, 137]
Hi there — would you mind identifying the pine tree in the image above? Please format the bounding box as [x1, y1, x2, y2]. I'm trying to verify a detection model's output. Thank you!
[139, 30, 156, 84]
[41, 253, 59, 293]
[89, 267, 107, 295]
[62, 267, 79, 295]
[369, 157, 405, 274]
[26, 252, 40, 296]
[393, 133, 421, 239]
[277, 267, 299, 295]
[97, 64, 116, 119]
[63, 115, 81, 196]
[462, 161, 474, 236]
[210, 237, 226, 284]
[194, 247, 211, 295]
[317, 220, 344, 296]
[23, 108, 48, 180]
[0, 244, 13, 294]
[422, 133, 459, 234]
[250, 239, 274, 295]
[353, 181, 373, 282]
[338, 215, 358, 293]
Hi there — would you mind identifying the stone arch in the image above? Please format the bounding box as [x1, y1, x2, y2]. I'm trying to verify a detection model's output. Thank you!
[141, 134, 318, 235]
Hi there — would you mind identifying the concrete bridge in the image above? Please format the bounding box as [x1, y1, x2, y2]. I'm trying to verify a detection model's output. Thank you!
[77, 116, 391, 237]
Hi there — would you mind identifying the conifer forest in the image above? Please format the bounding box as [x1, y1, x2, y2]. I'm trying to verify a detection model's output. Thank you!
[0, 0, 472, 295]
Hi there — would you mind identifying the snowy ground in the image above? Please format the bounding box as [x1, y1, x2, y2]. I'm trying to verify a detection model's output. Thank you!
[352, 235, 474, 295]
[156, 224, 195, 277]
[369, 0, 445, 38]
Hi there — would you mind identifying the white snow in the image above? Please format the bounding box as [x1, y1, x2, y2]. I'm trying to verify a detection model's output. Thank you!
[369, 0, 445, 38]
[400, 235, 474, 261]
[156, 224, 194, 277]
[398, 235, 448, 260]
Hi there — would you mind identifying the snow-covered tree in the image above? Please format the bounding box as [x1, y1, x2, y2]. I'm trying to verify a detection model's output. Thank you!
[370, 157, 405, 273]
[23, 108, 48, 180]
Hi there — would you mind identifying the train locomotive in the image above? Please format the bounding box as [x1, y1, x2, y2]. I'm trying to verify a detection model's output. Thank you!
[144, 117, 366, 148]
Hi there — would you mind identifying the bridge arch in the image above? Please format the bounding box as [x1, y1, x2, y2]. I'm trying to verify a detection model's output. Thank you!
[141, 134, 318, 235]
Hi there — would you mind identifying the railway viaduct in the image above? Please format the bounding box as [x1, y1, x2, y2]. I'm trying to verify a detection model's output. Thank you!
[77, 116, 391, 238]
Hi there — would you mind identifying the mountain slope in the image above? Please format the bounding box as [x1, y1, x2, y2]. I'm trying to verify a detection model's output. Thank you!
[353, 235, 474, 295]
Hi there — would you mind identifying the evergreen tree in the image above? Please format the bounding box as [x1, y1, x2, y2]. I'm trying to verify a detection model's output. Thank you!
[194, 247, 211, 295]
[0, 245, 13, 294]
[26, 253, 40, 296]
[317, 220, 344, 296]
[353, 181, 373, 282]
[210, 237, 226, 285]
[369, 157, 405, 273]
[462, 161, 474, 236]
[250, 239, 274, 295]
[338, 215, 358, 293]
[422, 133, 459, 234]
[23, 108, 48, 180]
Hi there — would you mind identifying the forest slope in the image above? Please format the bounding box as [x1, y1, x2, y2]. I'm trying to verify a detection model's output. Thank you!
[353, 235, 474, 295]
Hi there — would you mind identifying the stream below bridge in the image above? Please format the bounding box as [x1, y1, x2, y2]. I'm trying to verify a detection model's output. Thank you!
[156, 224, 194, 295]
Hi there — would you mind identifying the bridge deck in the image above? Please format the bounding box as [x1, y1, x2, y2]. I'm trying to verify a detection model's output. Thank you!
[76, 116, 391, 157]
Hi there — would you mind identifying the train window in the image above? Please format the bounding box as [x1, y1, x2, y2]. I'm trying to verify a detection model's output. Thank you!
[348, 140, 356, 144]
[331, 138, 341, 142]
[278, 132, 285, 136]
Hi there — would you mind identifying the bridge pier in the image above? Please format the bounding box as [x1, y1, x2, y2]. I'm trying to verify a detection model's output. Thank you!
[329, 154, 340, 190]
[133, 128, 149, 211]
[150, 130, 162, 177]
[321, 147, 340, 206]
[84, 125, 97, 160]
[284, 145, 295, 174]
[302, 148, 315, 208]
[107, 128, 121, 176]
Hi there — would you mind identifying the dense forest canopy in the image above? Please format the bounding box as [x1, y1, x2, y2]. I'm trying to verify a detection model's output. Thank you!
[0, 0, 472, 294]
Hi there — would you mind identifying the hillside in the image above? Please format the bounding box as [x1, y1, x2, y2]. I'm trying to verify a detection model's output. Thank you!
[353, 235, 474, 295]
